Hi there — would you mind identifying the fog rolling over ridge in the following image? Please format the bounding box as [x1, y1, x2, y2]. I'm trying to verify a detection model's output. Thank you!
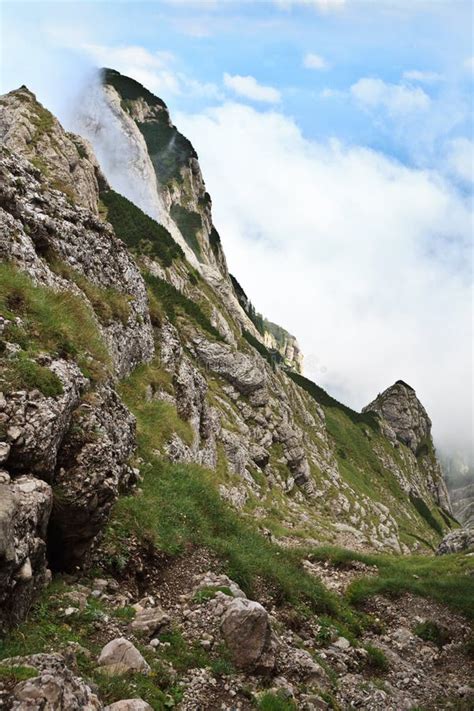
[61, 70, 473, 470]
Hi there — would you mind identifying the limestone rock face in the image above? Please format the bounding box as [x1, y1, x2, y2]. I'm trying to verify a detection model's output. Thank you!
[450, 483, 474, 527]
[191, 336, 266, 395]
[48, 384, 137, 570]
[0, 476, 52, 632]
[97, 638, 150, 675]
[436, 528, 474, 555]
[363, 381, 432, 454]
[0, 359, 87, 478]
[221, 598, 277, 671]
[0, 86, 106, 215]
[1, 653, 101, 710]
[0, 146, 154, 378]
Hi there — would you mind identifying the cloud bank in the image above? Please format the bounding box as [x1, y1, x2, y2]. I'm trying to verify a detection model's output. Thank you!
[177, 102, 472, 456]
[223, 73, 281, 103]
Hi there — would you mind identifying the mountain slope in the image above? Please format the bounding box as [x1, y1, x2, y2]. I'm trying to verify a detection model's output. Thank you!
[0, 76, 471, 711]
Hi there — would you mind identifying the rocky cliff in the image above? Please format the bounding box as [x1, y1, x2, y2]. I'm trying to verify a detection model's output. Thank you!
[0, 75, 471, 711]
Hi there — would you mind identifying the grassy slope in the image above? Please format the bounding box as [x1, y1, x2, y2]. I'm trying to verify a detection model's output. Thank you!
[0, 264, 110, 392]
[287, 370, 451, 548]
[1, 269, 472, 711]
[309, 546, 474, 620]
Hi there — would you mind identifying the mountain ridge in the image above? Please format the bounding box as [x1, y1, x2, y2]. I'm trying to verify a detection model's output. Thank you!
[0, 74, 472, 711]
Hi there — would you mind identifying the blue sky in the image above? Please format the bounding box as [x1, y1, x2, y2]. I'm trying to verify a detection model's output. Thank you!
[2, 0, 472, 170]
[1, 1, 473, 456]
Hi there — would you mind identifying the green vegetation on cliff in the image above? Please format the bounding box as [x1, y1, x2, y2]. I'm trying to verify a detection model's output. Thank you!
[170, 204, 203, 257]
[0, 264, 110, 388]
[145, 273, 223, 340]
[102, 68, 166, 109]
[100, 189, 183, 267]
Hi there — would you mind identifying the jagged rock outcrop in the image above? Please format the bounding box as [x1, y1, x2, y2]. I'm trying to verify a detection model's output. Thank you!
[363, 380, 431, 454]
[0, 144, 154, 378]
[0, 475, 52, 632]
[0, 358, 87, 478]
[0, 86, 106, 215]
[363, 380, 451, 511]
[48, 384, 137, 570]
[0, 98, 155, 599]
[449, 483, 474, 527]
[0, 654, 101, 709]
[436, 528, 474, 555]
[441, 452, 474, 527]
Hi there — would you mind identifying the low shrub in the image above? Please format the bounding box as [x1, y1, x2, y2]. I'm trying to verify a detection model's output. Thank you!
[257, 692, 298, 711]
[170, 204, 202, 257]
[364, 643, 388, 672]
[413, 621, 450, 648]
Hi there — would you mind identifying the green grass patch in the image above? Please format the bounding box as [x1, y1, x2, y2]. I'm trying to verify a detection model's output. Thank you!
[104, 457, 355, 629]
[413, 621, 450, 648]
[309, 546, 474, 620]
[409, 493, 443, 536]
[100, 189, 183, 267]
[118, 359, 192, 451]
[192, 586, 233, 604]
[111, 605, 136, 622]
[257, 692, 298, 711]
[170, 204, 202, 257]
[48, 257, 131, 325]
[0, 263, 110, 384]
[364, 643, 388, 672]
[144, 272, 222, 340]
[1, 351, 63, 397]
[0, 664, 38, 683]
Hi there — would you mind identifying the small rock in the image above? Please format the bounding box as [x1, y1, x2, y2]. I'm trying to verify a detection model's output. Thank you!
[0, 442, 10, 463]
[97, 638, 150, 675]
[130, 607, 171, 637]
[333, 636, 351, 650]
[104, 700, 153, 711]
[16, 558, 33, 581]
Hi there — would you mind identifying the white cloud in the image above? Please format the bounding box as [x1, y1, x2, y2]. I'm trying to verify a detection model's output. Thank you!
[464, 56, 474, 73]
[223, 73, 281, 103]
[445, 137, 474, 184]
[79, 42, 221, 99]
[177, 102, 473, 456]
[320, 87, 344, 98]
[351, 77, 431, 115]
[403, 69, 444, 83]
[303, 52, 329, 70]
[275, 0, 345, 11]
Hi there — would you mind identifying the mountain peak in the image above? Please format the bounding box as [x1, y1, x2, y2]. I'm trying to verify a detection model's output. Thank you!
[363, 380, 432, 454]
